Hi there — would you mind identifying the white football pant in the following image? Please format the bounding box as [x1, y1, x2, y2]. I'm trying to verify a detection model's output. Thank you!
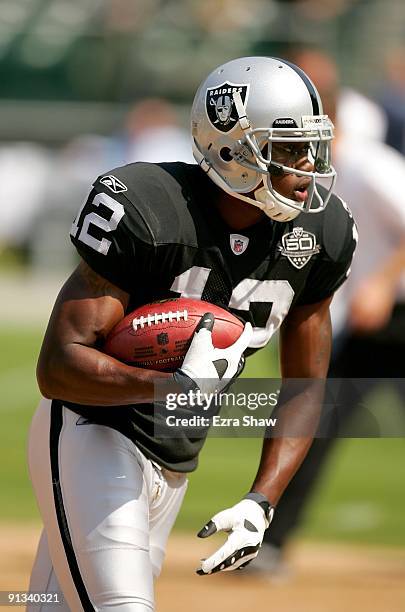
[28, 398, 188, 611]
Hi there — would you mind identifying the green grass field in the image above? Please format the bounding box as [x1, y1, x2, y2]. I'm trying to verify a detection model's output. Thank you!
[1, 326, 404, 547]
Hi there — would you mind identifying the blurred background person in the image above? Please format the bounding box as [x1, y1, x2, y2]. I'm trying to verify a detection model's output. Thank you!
[254, 47, 405, 574]
[376, 46, 405, 155]
[29, 97, 193, 271]
[112, 97, 194, 164]
[29, 134, 114, 271]
[0, 142, 52, 262]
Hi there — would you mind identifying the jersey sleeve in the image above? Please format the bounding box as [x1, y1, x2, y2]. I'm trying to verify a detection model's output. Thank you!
[297, 198, 358, 305]
[69, 174, 155, 294]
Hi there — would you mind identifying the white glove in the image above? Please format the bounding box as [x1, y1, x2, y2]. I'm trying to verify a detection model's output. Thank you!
[196, 494, 274, 575]
[173, 312, 252, 396]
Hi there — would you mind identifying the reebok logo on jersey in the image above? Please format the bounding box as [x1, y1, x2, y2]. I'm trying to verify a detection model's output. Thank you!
[100, 175, 128, 194]
[278, 227, 320, 269]
[230, 234, 249, 255]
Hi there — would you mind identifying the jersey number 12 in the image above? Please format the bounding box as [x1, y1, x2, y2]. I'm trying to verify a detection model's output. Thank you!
[171, 266, 294, 348]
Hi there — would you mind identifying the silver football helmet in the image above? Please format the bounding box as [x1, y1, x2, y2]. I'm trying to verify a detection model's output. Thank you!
[191, 56, 336, 222]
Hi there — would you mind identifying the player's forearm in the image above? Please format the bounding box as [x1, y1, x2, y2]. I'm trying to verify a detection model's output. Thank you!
[37, 342, 170, 405]
[250, 436, 313, 505]
[249, 379, 325, 504]
[250, 298, 332, 505]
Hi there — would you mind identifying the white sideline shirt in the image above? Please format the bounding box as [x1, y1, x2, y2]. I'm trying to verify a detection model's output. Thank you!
[330, 135, 405, 334]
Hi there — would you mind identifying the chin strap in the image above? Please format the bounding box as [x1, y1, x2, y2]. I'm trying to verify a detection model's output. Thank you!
[254, 185, 301, 222]
[233, 91, 251, 131]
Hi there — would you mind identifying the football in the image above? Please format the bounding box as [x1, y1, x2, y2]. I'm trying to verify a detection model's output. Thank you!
[103, 297, 244, 372]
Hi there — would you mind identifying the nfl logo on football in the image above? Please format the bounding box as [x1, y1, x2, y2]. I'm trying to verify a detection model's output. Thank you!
[157, 332, 169, 346]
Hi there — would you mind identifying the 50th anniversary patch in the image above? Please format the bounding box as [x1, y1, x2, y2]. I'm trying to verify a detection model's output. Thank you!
[206, 82, 249, 133]
[279, 227, 320, 269]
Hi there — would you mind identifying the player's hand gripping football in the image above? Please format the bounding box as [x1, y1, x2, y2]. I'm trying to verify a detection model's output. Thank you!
[196, 494, 274, 575]
[173, 313, 252, 396]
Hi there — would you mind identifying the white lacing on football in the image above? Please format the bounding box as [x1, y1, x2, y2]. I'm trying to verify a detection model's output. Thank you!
[132, 309, 189, 330]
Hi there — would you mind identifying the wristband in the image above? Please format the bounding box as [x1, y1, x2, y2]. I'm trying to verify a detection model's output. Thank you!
[243, 491, 275, 523]
[172, 370, 200, 394]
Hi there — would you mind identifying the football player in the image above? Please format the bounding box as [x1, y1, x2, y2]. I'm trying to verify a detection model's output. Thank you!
[28, 56, 356, 611]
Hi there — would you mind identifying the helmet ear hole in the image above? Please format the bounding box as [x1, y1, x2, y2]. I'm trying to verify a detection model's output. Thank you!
[219, 146, 233, 162]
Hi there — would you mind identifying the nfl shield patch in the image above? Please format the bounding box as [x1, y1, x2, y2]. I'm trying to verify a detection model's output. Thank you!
[230, 234, 249, 255]
[206, 82, 250, 133]
[279, 227, 320, 269]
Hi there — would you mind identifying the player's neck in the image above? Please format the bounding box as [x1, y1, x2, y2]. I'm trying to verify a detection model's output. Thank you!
[213, 193, 266, 230]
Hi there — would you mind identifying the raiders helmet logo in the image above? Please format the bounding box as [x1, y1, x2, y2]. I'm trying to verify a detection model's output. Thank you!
[206, 82, 249, 133]
[279, 227, 320, 269]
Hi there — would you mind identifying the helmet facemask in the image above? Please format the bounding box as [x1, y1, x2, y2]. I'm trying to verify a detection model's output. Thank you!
[228, 104, 337, 220]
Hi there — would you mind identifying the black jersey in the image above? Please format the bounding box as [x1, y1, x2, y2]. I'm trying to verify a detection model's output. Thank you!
[68, 162, 357, 471]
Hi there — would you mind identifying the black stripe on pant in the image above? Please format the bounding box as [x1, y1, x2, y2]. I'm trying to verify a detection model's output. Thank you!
[49, 400, 95, 612]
